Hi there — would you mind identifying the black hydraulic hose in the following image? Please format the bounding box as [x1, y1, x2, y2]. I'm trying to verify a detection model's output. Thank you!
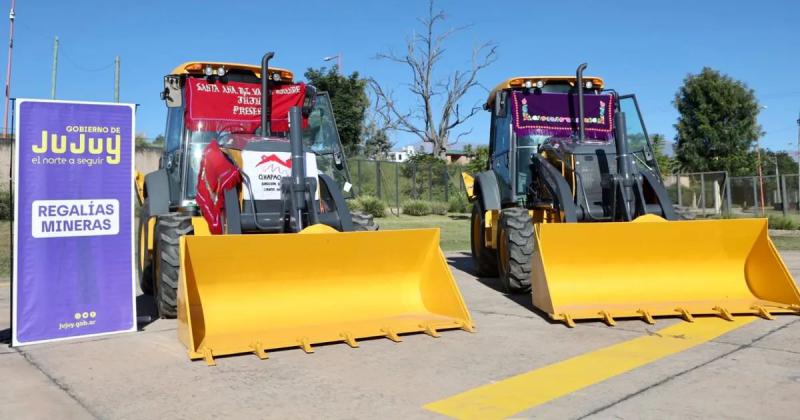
[239, 171, 274, 232]
[573, 170, 610, 222]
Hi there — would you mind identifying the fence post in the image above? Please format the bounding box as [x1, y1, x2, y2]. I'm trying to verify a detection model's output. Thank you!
[676, 174, 682, 207]
[444, 166, 449, 202]
[395, 162, 400, 216]
[428, 164, 433, 202]
[412, 163, 417, 199]
[751, 176, 758, 214]
[700, 173, 706, 217]
[725, 173, 732, 215]
[376, 160, 382, 199]
[781, 175, 788, 217]
[357, 159, 361, 194]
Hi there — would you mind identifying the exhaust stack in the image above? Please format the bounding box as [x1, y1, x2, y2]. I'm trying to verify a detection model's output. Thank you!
[260, 52, 275, 136]
[575, 63, 587, 142]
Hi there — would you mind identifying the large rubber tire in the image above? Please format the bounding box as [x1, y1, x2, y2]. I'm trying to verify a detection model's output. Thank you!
[471, 202, 498, 277]
[154, 213, 194, 318]
[137, 199, 154, 295]
[351, 211, 379, 231]
[496, 207, 533, 294]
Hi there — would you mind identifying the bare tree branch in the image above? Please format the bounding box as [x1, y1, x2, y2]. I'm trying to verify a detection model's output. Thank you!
[368, 0, 497, 159]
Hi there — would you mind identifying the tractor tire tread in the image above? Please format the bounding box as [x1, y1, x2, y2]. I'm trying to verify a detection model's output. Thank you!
[155, 213, 193, 319]
[351, 211, 379, 231]
[498, 207, 533, 293]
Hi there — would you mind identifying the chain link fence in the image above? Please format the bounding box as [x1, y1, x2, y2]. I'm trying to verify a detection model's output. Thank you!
[346, 158, 800, 219]
[348, 158, 468, 215]
[664, 171, 800, 218]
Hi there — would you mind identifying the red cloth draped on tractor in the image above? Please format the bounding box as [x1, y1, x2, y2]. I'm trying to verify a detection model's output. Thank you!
[196, 141, 241, 234]
[184, 78, 307, 133]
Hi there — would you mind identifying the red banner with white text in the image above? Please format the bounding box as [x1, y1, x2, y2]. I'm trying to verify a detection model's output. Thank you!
[185, 79, 306, 133]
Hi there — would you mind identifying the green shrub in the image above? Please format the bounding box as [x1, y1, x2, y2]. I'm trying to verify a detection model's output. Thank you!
[348, 198, 363, 212]
[354, 195, 386, 218]
[430, 201, 449, 215]
[403, 199, 431, 216]
[448, 195, 469, 213]
[768, 215, 798, 230]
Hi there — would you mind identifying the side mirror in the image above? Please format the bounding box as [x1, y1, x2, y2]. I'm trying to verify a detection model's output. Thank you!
[494, 91, 506, 118]
[333, 147, 345, 170]
[302, 85, 317, 117]
[162, 76, 182, 108]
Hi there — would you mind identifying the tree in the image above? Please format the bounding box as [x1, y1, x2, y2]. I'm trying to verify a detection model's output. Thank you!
[650, 133, 673, 175]
[465, 145, 489, 174]
[370, 0, 497, 159]
[152, 134, 165, 148]
[135, 132, 148, 148]
[673, 67, 763, 176]
[362, 121, 393, 159]
[304, 67, 369, 157]
[759, 150, 797, 176]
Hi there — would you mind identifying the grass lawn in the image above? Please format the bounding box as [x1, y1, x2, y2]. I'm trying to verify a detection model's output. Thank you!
[376, 214, 800, 253]
[376, 213, 470, 252]
[769, 236, 800, 251]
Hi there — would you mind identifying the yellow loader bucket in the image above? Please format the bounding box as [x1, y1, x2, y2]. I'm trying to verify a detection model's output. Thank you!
[177, 228, 473, 365]
[532, 216, 800, 327]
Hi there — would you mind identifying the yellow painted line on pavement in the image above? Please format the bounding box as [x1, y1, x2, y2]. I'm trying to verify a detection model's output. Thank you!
[425, 317, 755, 419]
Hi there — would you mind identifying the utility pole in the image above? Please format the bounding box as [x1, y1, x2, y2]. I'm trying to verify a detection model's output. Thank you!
[775, 153, 780, 207]
[756, 139, 766, 216]
[114, 56, 120, 102]
[2, 0, 16, 137]
[50, 36, 59, 99]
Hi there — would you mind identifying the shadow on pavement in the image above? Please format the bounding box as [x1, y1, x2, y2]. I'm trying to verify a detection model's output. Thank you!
[0, 328, 9, 344]
[136, 294, 159, 330]
[446, 252, 559, 325]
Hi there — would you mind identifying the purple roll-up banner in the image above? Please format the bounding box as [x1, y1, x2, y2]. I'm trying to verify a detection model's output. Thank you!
[12, 99, 136, 346]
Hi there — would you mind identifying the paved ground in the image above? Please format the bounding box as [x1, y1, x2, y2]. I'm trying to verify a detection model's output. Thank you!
[1, 252, 799, 419]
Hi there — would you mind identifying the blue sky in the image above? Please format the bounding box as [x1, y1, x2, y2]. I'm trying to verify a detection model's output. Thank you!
[2, 0, 799, 152]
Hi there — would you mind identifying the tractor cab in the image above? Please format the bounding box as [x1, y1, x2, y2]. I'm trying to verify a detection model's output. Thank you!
[159, 61, 353, 213]
[484, 72, 663, 222]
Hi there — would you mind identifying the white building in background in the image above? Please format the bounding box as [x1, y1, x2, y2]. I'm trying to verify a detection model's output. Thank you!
[387, 145, 419, 162]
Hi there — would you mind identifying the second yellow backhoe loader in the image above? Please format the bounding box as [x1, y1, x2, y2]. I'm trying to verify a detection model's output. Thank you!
[464, 63, 800, 327]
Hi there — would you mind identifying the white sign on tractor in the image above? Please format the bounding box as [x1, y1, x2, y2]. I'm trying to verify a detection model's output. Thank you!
[241, 151, 318, 200]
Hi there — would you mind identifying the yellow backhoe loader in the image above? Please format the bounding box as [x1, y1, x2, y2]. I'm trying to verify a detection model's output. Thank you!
[464, 63, 800, 327]
[135, 52, 472, 365]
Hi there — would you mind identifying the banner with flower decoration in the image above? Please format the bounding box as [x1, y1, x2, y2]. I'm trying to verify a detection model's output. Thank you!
[510, 91, 614, 141]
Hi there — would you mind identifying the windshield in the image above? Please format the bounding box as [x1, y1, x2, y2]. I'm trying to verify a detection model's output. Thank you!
[302, 93, 353, 196]
[182, 87, 353, 200]
[619, 95, 659, 175]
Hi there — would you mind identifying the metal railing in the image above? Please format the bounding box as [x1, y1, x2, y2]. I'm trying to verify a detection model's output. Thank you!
[348, 158, 468, 214]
